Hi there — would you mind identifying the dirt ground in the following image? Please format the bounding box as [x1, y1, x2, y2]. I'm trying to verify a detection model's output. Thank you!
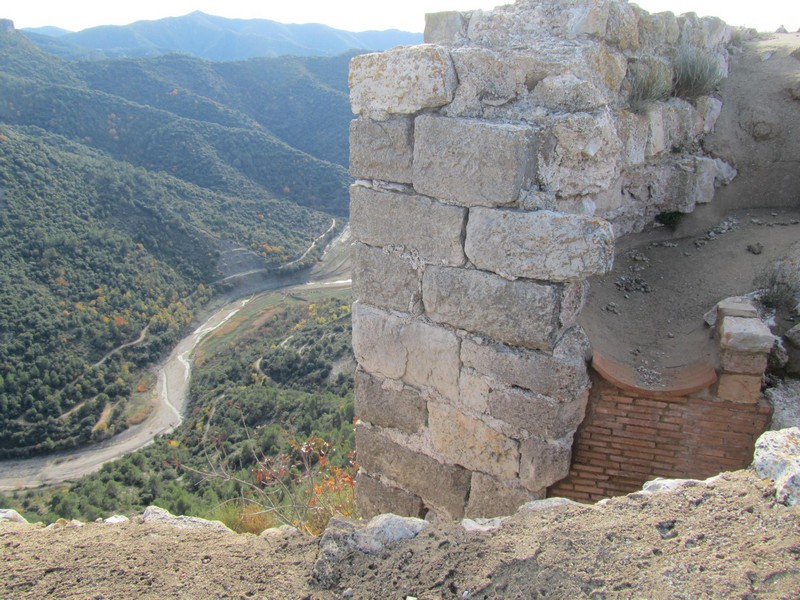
[583, 32, 800, 379]
[1, 469, 798, 599]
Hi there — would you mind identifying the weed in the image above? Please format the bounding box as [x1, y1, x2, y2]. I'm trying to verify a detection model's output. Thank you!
[755, 262, 800, 311]
[627, 58, 673, 113]
[672, 46, 723, 99]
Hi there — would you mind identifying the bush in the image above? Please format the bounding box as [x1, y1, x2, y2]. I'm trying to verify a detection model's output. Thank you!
[672, 46, 723, 99]
[755, 262, 800, 311]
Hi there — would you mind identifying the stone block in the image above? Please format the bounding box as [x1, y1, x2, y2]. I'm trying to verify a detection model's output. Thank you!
[349, 117, 414, 183]
[424, 11, 468, 44]
[645, 103, 667, 157]
[694, 96, 723, 135]
[465, 473, 544, 519]
[531, 74, 605, 112]
[616, 110, 648, 167]
[720, 349, 768, 375]
[352, 303, 460, 400]
[349, 45, 457, 117]
[352, 243, 421, 314]
[428, 401, 520, 480]
[488, 383, 589, 440]
[717, 373, 763, 404]
[461, 338, 589, 403]
[413, 114, 537, 207]
[786, 324, 800, 348]
[537, 111, 622, 197]
[717, 298, 758, 320]
[423, 266, 561, 351]
[349, 185, 467, 266]
[719, 316, 776, 354]
[356, 472, 425, 519]
[605, 1, 640, 51]
[355, 370, 427, 434]
[465, 208, 614, 283]
[663, 98, 695, 152]
[445, 47, 519, 117]
[356, 424, 471, 519]
[689, 156, 719, 205]
[519, 435, 573, 491]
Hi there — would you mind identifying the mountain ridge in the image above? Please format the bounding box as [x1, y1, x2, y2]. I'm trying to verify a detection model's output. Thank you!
[18, 11, 423, 61]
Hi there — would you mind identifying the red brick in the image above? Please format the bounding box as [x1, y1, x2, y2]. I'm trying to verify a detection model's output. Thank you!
[573, 464, 606, 474]
[653, 422, 682, 432]
[573, 485, 605, 495]
[585, 425, 613, 436]
[634, 398, 669, 409]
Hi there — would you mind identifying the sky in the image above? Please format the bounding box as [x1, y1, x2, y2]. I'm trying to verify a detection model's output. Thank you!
[5, 1, 799, 34]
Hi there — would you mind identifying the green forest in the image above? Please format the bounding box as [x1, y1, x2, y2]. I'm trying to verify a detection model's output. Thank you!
[0, 25, 353, 456]
[0, 292, 355, 532]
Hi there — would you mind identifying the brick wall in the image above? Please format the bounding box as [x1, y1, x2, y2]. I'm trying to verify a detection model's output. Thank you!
[550, 371, 773, 502]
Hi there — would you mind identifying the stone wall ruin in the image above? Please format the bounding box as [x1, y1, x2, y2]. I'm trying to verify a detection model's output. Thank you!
[348, 0, 739, 519]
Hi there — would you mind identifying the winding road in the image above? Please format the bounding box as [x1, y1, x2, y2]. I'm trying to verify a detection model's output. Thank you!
[0, 225, 351, 491]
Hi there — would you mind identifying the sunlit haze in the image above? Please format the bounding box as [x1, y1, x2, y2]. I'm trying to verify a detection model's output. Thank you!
[6, 0, 799, 34]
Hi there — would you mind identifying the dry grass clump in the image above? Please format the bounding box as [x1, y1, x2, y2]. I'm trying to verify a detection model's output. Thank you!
[672, 46, 723, 99]
[627, 58, 673, 112]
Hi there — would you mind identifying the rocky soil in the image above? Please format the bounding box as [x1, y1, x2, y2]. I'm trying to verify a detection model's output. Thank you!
[1, 469, 798, 599]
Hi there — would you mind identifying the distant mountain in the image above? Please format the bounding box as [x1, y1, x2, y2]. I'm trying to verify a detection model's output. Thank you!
[21, 11, 423, 61]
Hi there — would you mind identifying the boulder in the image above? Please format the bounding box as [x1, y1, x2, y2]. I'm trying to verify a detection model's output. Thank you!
[753, 427, 800, 506]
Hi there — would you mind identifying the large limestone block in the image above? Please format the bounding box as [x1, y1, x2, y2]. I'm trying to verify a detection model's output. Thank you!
[465, 208, 614, 282]
[615, 110, 648, 167]
[717, 373, 762, 404]
[519, 435, 573, 491]
[754, 427, 800, 506]
[689, 156, 719, 205]
[637, 9, 679, 49]
[645, 103, 667, 157]
[349, 45, 457, 118]
[352, 303, 460, 400]
[531, 74, 605, 113]
[349, 117, 414, 183]
[352, 243, 421, 314]
[461, 338, 590, 403]
[445, 47, 520, 117]
[460, 367, 588, 439]
[537, 111, 622, 197]
[356, 424, 471, 519]
[424, 11, 468, 44]
[429, 401, 520, 480]
[605, 1, 640, 51]
[356, 472, 425, 519]
[720, 316, 776, 354]
[349, 185, 467, 266]
[423, 266, 561, 351]
[355, 370, 427, 434]
[465, 473, 544, 519]
[663, 98, 696, 152]
[694, 96, 723, 135]
[413, 114, 537, 207]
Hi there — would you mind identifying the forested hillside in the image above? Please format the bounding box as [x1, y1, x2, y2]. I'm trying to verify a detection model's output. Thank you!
[0, 24, 352, 457]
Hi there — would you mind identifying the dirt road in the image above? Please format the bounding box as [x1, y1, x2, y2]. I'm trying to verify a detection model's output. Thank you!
[0, 227, 352, 491]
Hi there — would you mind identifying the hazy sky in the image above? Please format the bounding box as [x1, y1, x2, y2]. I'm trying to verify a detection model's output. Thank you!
[6, 1, 799, 34]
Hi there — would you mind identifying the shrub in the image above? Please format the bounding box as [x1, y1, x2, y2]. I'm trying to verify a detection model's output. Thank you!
[755, 262, 800, 311]
[672, 46, 723, 99]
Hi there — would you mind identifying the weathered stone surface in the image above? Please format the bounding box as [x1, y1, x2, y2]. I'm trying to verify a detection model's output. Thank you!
[519, 435, 573, 490]
[413, 114, 537, 207]
[423, 266, 560, 351]
[350, 117, 414, 183]
[689, 156, 719, 205]
[785, 324, 800, 348]
[616, 110, 648, 166]
[461, 338, 589, 402]
[518, 497, 580, 512]
[313, 514, 429, 588]
[355, 472, 425, 519]
[645, 103, 668, 157]
[765, 380, 800, 430]
[445, 47, 520, 117]
[695, 96, 723, 135]
[720, 316, 776, 353]
[352, 303, 460, 400]
[352, 243, 421, 314]
[490, 384, 589, 440]
[605, 1, 640, 50]
[720, 349, 768, 375]
[717, 373, 763, 404]
[349, 185, 467, 266]
[465, 208, 614, 282]
[141, 506, 232, 533]
[349, 45, 457, 117]
[754, 427, 800, 506]
[103, 515, 130, 525]
[424, 11, 468, 44]
[355, 369, 427, 434]
[0, 509, 27, 523]
[465, 473, 543, 518]
[357, 424, 471, 519]
[537, 111, 622, 197]
[429, 401, 520, 480]
[663, 98, 696, 151]
[717, 298, 758, 319]
[531, 74, 605, 112]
